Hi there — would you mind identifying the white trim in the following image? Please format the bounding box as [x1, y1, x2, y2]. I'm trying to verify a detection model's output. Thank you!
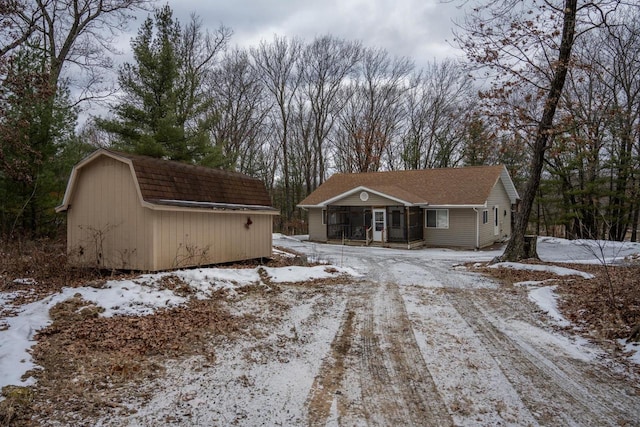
[425, 208, 449, 229]
[56, 149, 144, 212]
[305, 185, 414, 208]
[499, 166, 520, 204]
[418, 204, 486, 209]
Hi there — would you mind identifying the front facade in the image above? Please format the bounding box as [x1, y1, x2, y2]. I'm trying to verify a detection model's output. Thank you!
[57, 150, 278, 271]
[299, 165, 519, 249]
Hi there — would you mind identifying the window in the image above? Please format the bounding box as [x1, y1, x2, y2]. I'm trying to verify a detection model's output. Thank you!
[482, 210, 488, 224]
[391, 210, 401, 227]
[322, 209, 327, 225]
[425, 209, 449, 229]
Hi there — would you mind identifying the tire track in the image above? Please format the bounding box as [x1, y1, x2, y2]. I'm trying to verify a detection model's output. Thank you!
[447, 288, 636, 426]
[350, 281, 451, 426]
[305, 281, 453, 426]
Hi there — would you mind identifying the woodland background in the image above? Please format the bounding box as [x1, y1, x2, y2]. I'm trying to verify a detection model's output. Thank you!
[1, 0, 638, 243]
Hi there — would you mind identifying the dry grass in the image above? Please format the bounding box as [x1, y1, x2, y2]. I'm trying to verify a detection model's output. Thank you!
[0, 239, 318, 426]
[475, 260, 640, 365]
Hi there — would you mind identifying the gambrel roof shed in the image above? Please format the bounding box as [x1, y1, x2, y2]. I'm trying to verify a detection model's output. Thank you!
[57, 149, 277, 271]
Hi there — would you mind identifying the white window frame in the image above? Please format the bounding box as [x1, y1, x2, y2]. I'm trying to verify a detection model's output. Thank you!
[482, 209, 489, 224]
[321, 209, 327, 225]
[425, 209, 449, 229]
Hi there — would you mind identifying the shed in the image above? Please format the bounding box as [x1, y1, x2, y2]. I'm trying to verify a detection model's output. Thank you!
[56, 149, 278, 271]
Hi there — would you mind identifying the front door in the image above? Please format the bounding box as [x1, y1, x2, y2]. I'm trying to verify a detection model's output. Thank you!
[373, 208, 386, 242]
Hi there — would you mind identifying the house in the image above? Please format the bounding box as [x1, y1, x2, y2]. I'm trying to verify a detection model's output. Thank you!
[297, 165, 519, 249]
[56, 149, 278, 271]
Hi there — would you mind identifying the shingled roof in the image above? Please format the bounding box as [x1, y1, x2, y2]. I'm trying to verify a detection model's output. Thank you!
[57, 149, 274, 211]
[298, 165, 518, 207]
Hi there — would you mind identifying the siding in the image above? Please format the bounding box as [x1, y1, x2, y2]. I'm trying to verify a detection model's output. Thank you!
[424, 208, 477, 248]
[478, 180, 512, 247]
[331, 191, 400, 207]
[308, 208, 327, 242]
[67, 156, 151, 270]
[150, 209, 272, 270]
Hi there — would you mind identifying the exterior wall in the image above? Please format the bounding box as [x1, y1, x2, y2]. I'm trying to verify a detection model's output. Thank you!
[424, 208, 477, 248]
[66, 155, 274, 271]
[477, 180, 513, 247]
[66, 156, 153, 270]
[331, 192, 398, 207]
[149, 209, 273, 270]
[307, 208, 327, 242]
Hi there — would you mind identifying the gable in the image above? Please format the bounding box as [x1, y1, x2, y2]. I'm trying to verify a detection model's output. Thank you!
[57, 149, 274, 212]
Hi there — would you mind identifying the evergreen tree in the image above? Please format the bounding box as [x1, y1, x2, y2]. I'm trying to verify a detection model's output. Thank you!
[0, 45, 78, 236]
[97, 5, 228, 166]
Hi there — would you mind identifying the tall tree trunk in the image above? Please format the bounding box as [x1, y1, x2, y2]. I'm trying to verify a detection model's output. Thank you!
[501, 0, 578, 261]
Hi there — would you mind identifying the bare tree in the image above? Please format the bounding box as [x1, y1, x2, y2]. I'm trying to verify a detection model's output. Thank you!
[456, 0, 625, 261]
[333, 47, 413, 172]
[298, 36, 362, 189]
[210, 48, 270, 174]
[400, 59, 474, 170]
[251, 35, 302, 221]
[2, 0, 154, 104]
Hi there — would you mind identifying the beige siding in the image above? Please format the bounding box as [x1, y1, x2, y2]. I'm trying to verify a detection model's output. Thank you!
[308, 208, 327, 242]
[66, 155, 274, 271]
[66, 156, 152, 270]
[424, 209, 477, 248]
[478, 180, 512, 247]
[150, 209, 273, 270]
[332, 192, 399, 207]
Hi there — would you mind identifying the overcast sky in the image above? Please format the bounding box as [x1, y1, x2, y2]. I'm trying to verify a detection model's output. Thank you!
[123, 0, 466, 69]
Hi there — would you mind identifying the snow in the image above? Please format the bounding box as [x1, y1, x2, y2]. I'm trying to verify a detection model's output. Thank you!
[489, 262, 595, 279]
[0, 264, 354, 392]
[1, 234, 639, 424]
[528, 285, 571, 327]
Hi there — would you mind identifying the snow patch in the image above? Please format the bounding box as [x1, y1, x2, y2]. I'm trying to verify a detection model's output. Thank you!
[489, 262, 594, 279]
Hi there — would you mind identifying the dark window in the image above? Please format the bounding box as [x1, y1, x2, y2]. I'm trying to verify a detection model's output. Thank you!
[392, 210, 401, 227]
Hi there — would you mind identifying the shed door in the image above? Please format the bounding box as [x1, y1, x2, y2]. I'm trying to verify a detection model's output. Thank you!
[373, 208, 386, 242]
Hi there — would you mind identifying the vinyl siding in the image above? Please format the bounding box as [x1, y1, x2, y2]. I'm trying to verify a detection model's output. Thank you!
[478, 180, 512, 247]
[308, 208, 327, 241]
[150, 209, 272, 270]
[424, 208, 477, 248]
[66, 156, 152, 270]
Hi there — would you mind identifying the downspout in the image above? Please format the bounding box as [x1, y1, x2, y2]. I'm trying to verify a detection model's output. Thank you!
[473, 208, 479, 250]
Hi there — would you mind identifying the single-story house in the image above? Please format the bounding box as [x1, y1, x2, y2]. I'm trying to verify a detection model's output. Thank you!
[297, 165, 519, 249]
[56, 149, 278, 271]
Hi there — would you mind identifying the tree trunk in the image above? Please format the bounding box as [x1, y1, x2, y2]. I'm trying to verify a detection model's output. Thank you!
[501, 0, 577, 262]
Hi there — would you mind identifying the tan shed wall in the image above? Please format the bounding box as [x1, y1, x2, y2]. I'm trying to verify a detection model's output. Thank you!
[66, 155, 274, 271]
[150, 210, 273, 270]
[331, 192, 399, 207]
[424, 208, 477, 248]
[66, 156, 153, 270]
[307, 208, 327, 242]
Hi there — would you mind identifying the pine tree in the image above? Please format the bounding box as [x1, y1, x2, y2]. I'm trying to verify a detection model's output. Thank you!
[97, 5, 225, 165]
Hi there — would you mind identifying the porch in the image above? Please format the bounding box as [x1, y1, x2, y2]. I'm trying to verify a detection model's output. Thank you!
[325, 206, 424, 245]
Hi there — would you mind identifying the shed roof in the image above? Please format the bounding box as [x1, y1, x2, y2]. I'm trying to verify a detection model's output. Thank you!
[298, 165, 519, 208]
[57, 149, 275, 212]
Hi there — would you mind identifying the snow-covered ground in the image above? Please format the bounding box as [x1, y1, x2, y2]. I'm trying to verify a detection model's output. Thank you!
[1, 235, 639, 425]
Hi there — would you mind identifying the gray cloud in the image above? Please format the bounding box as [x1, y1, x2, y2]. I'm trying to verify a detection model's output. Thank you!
[164, 0, 465, 67]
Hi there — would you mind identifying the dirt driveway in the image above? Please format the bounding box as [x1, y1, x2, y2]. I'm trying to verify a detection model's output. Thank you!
[98, 237, 640, 426]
